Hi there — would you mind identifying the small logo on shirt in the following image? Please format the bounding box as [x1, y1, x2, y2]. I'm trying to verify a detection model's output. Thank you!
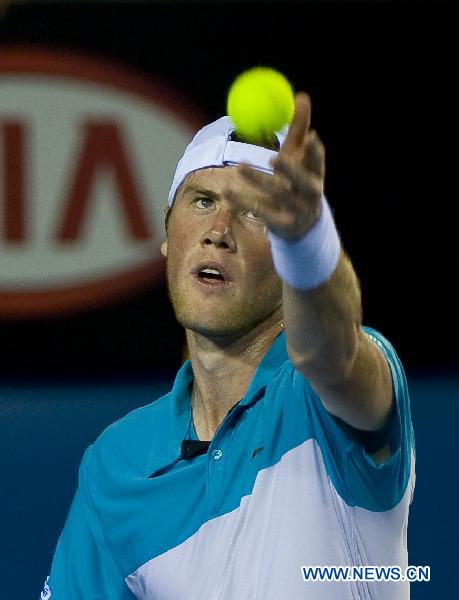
[252, 446, 264, 459]
[40, 576, 52, 599]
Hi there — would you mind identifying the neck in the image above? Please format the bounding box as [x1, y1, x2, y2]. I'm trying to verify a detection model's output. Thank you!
[187, 309, 284, 440]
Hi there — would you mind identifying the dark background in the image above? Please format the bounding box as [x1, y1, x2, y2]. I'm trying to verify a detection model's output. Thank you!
[0, 0, 457, 378]
[0, 1, 457, 599]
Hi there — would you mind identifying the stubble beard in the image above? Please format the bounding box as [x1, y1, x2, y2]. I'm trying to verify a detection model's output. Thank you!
[166, 267, 283, 339]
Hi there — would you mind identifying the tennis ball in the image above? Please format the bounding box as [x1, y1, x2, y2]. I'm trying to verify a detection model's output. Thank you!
[227, 67, 294, 144]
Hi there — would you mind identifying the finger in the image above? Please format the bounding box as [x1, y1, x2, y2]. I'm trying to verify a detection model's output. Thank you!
[237, 164, 290, 201]
[303, 130, 325, 179]
[281, 92, 311, 155]
[222, 184, 272, 214]
[236, 164, 306, 212]
[224, 188, 298, 231]
[224, 180, 303, 219]
[271, 156, 323, 199]
[223, 186, 272, 219]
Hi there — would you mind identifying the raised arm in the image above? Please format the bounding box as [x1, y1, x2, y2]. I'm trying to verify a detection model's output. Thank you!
[225, 93, 393, 436]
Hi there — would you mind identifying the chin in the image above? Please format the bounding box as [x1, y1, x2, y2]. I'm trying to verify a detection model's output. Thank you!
[168, 282, 283, 338]
[175, 303, 280, 341]
[176, 312, 248, 338]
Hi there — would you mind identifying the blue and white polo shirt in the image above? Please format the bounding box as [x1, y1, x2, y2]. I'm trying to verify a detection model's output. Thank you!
[42, 326, 415, 599]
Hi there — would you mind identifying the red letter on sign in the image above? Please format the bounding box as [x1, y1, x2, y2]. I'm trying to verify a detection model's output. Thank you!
[57, 121, 153, 241]
[2, 121, 27, 242]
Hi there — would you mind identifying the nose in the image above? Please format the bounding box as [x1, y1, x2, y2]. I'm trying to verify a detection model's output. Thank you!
[200, 210, 236, 252]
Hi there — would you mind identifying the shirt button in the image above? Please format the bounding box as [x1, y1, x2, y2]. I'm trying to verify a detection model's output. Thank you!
[212, 449, 223, 461]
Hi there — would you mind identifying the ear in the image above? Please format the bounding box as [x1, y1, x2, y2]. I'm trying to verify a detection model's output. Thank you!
[160, 240, 168, 257]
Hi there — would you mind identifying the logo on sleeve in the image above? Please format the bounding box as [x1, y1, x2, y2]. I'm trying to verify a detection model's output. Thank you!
[40, 576, 52, 599]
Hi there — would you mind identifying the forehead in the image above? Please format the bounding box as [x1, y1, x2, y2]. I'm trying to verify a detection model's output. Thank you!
[183, 166, 239, 190]
[177, 166, 270, 200]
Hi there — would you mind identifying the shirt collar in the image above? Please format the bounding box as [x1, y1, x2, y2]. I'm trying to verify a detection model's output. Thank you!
[147, 330, 288, 478]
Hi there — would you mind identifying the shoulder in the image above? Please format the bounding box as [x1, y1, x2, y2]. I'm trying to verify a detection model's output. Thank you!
[87, 391, 174, 476]
[97, 391, 172, 440]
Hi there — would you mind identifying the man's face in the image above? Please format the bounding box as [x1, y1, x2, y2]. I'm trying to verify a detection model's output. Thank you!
[162, 166, 283, 339]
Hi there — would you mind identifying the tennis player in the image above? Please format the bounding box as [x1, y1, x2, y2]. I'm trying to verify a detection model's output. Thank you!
[41, 92, 415, 599]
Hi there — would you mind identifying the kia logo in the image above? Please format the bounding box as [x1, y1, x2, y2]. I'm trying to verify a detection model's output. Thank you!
[0, 47, 205, 318]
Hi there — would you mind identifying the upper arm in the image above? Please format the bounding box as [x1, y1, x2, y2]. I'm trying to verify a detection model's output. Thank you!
[291, 327, 415, 510]
[306, 327, 394, 432]
[330, 409, 395, 463]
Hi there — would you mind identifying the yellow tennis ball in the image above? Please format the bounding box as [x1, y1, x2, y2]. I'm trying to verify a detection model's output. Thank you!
[227, 67, 294, 143]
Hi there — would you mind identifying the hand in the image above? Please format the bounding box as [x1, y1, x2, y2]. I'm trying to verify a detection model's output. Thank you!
[225, 93, 325, 242]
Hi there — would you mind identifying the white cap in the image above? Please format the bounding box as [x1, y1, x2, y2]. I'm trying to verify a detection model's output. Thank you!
[168, 116, 288, 207]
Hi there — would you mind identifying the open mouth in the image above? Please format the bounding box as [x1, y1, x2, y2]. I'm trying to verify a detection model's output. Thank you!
[191, 262, 233, 290]
[198, 268, 226, 284]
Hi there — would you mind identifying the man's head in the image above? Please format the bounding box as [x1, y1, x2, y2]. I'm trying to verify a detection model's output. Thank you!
[162, 117, 287, 341]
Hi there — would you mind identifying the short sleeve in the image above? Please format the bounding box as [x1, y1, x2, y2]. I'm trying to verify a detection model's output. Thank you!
[293, 326, 415, 511]
[40, 446, 135, 600]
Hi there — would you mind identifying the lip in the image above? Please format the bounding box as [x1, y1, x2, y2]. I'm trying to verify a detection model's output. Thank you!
[190, 260, 233, 283]
[192, 276, 232, 292]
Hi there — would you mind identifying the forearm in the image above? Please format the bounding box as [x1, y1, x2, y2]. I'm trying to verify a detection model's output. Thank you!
[232, 92, 393, 432]
[282, 248, 363, 386]
[282, 247, 393, 431]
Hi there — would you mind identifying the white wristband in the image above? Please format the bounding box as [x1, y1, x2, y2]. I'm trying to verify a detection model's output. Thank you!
[267, 196, 341, 290]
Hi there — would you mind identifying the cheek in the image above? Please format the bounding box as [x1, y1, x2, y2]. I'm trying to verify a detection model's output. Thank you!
[252, 233, 275, 263]
[244, 241, 277, 281]
[167, 225, 193, 261]
[165, 230, 198, 287]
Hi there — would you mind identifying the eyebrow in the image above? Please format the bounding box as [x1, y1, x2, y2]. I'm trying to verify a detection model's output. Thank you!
[182, 185, 220, 199]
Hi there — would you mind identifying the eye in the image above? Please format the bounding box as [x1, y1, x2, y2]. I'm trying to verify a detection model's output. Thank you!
[245, 208, 262, 220]
[194, 197, 214, 209]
